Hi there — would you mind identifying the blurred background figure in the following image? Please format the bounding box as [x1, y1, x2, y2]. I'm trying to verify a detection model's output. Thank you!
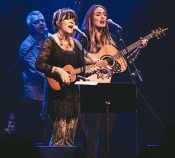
[19, 10, 52, 143]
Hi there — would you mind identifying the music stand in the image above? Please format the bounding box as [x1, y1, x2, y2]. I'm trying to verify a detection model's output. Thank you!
[76, 82, 136, 158]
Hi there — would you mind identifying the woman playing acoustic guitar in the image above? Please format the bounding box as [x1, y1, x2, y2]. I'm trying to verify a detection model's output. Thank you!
[76, 4, 148, 158]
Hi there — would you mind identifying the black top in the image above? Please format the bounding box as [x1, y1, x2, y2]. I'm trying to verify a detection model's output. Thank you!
[35, 36, 83, 123]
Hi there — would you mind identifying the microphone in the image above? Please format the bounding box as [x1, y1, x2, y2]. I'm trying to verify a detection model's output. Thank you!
[73, 25, 87, 38]
[107, 19, 122, 29]
[84, 52, 92, 60]
[127, 49, 140, 64]
[44, 27, 48, 38]
[77, 75, 90, 81]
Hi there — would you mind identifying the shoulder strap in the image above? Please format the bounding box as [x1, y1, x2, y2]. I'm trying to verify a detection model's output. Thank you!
[73, 38, 92, 60]
[73, 38, 82, 49]
[73, 38, 88, 54]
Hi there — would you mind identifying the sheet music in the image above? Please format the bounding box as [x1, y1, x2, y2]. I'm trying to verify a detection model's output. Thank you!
[75, 81, 99, 85]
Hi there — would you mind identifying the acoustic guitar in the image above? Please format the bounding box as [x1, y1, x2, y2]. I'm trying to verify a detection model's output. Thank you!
[47, 27, 168, 90]
[88, 27, 168, 82]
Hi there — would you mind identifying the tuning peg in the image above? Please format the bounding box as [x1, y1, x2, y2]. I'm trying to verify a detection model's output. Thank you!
[162, 28, 168, 36]
[153, 27, 168, 39]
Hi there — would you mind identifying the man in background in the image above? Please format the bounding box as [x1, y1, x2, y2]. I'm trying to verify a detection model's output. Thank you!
[19, 10, 52, 143]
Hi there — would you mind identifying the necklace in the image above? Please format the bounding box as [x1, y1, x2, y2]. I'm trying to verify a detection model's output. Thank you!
[57, 33, 72, 50]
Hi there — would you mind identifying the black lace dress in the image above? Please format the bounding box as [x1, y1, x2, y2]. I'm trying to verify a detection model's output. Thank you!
[35, 36, 83, 123]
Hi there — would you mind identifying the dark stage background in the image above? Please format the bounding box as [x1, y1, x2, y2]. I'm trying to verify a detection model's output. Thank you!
[0, 0, 175, 157]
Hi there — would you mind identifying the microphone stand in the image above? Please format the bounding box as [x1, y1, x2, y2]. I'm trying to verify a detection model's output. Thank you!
[80, 36, 86, 77]
[7, 34, 46, 73]
[79, 35, 87, 155]
[116, 29, 143, 82]
[116, 28, 141, 156]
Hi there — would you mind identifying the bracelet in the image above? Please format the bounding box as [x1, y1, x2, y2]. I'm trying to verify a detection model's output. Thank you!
[54, 67, 58, 75]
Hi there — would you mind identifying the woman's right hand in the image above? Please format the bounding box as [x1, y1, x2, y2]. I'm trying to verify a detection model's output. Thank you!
[86, 60, 112, 74]
[52, 66, 71, 84]
[86, 65, 101, 74]
[59, 68, 71, 85]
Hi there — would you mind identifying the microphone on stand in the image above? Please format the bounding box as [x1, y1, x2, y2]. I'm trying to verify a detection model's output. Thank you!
[107, 19, 122, 30]
[73, 25, 88, 38]
[72, 26, 92, 60]
[84, 52, 92, 60]
[44, 27, 48, 39]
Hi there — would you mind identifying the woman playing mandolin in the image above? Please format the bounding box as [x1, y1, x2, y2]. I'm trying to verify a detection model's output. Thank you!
[35, 8, 104, 146]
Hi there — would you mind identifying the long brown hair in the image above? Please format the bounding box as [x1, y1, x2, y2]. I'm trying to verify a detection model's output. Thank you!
[81, 5, 116, 53]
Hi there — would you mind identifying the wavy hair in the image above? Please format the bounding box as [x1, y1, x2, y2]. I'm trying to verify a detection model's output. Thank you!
[81, 5, 116, 52]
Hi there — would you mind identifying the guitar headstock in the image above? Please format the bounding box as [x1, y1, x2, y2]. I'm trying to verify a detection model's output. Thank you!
[152, 27, 168, 39]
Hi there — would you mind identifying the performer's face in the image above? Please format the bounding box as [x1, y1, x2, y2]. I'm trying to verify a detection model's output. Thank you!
[30, 14, 46, 35]
[58, 14, 75, 35]
[92, 7, 107, 30]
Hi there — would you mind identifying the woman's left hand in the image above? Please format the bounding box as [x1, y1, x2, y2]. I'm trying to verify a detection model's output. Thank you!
[139, 38, 148, 49]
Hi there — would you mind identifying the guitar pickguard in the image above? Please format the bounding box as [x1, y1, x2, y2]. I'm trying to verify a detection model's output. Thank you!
[112, 60, 122, 73]
[87, 58, 123, 83]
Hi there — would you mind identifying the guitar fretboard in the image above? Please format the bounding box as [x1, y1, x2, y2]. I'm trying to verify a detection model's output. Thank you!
[69, 65, 95, 75]
[113, 32, 155, 61]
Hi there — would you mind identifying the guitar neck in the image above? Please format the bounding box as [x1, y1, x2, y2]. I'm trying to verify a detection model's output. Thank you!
[113, 32, 155, 60]
[69, 65, 94, 75]
[68, 29, 165, 75]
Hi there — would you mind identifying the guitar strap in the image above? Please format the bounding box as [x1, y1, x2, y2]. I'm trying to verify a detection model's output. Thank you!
[73, 38, 89, 54]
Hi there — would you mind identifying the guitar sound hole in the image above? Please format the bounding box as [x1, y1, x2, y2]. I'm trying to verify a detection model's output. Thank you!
[105, 58, 113, 66]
